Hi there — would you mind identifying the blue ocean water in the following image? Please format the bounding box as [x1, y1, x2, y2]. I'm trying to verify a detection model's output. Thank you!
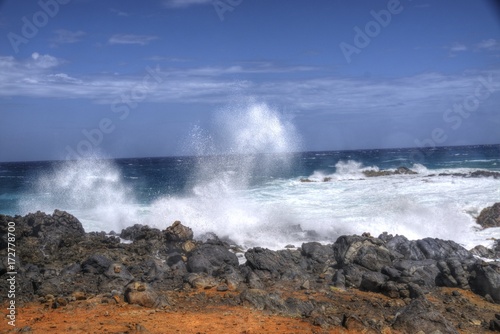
[1, 144, 499, 250]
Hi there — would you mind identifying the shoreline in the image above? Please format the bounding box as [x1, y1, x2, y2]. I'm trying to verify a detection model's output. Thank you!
[1, 207, 500, 332]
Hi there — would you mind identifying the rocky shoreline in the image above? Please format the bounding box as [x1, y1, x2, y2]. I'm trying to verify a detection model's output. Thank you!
[2, 205, 500, 333]
[300, 167, 500, 182]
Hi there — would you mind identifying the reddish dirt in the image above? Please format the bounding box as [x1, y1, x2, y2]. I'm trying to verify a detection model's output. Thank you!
[1, 300, 348, 334]
[2, 287, 500, 333]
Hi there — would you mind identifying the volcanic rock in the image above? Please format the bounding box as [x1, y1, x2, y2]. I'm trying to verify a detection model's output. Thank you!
[392, 298, 459, 333]
[165, 220, 193, 242]
[477, 203, 500, 229]
[124, 281, 165, 308]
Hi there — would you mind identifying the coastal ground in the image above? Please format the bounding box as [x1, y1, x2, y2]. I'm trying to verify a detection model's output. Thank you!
[3, 286, 500, 333]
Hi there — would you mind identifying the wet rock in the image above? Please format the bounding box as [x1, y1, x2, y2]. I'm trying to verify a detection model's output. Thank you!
[469, 170, 500, 179]
[363, 166, 417, 177]
[392, 298, 459, 333]
[165, 221, 193, 242]
[124, 282, 165, 308]
[477, 203, 500, 229]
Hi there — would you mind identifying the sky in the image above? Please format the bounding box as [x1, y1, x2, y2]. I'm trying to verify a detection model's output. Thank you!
[0, 0, 499, 162]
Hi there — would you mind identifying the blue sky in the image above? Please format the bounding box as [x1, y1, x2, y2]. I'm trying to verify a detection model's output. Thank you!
[0, 0, 499, 161]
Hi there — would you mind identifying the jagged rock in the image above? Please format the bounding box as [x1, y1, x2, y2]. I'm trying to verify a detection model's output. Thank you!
[436, 259, 471, 289]
[469, 171, 500, 179]
[393, 259, 440, 288]
[301, 242, 334, 264]
[477, 203, 500, 229]
[0, 210, 85, 263]
[124, 282, 165, 308]
[416, 238, 473, 261]
[363, 166, 417, 177]
[470, 262, 500, 303]
[360, 271, 389, 293]
[244, 247, 307, 280]
[120, 224, 162, 241]
[165, 221, 193, 242]
[392, 298, 459, 333]
[82, 254, 113, 274]
[384, 234, 426, 261]
[187, 243, 238, 275]
[333, 235, 392, 272]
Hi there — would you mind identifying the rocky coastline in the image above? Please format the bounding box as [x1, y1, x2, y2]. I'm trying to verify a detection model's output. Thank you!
[1, 204, 500, 333]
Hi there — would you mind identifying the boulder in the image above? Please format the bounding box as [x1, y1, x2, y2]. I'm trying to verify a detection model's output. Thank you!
[470, 262, 500, 303]
[124, 282, 165, 308]
[120, 224, 163, 241]
[165, 221, 193, 242]
[301, 242, 334, 264]
[244, 247, 307, 280]
[333, 235, 392, 272]
[477, 203, 500, 229]
[187, 243, 238, 275]
[0, 210, 85, 263]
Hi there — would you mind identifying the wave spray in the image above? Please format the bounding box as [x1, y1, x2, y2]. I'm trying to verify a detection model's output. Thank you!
[147, 102, 304, 247]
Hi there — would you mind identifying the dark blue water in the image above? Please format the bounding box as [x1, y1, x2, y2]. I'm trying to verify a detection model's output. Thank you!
[0, 144, 499, 216]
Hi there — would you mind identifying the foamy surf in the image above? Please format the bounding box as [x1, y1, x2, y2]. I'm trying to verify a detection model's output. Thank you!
[9, 102, 500, 251]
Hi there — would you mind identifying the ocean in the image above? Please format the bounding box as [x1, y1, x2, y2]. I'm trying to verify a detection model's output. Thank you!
[1, 145, 499, 251]
[0, 104, 499, 251]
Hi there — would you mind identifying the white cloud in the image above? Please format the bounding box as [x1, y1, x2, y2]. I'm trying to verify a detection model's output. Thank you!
[110, 8, 130, 17]
[477, 39, 500, 50]
[449, 43, 467, 52]
[1, 54, 499, 122]
[51, 29, 86, 46]
[108, 34, 158, 45]
[163, 0, 213, 8]
[30, 53, 60, 69]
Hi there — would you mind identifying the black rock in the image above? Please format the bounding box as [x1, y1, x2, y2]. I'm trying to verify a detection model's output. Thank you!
[477, 203, 500, 229]
[469, 261, 500, 303]
[187, 243, 238, 275]
[244, 247, 307, 280]
[392, 298, 459, 333]
[333, 235, 392, 272]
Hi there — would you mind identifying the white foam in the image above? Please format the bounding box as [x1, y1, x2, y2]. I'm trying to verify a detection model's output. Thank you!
[18, 159, 141, 233]
[17, 103, 500, 252]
